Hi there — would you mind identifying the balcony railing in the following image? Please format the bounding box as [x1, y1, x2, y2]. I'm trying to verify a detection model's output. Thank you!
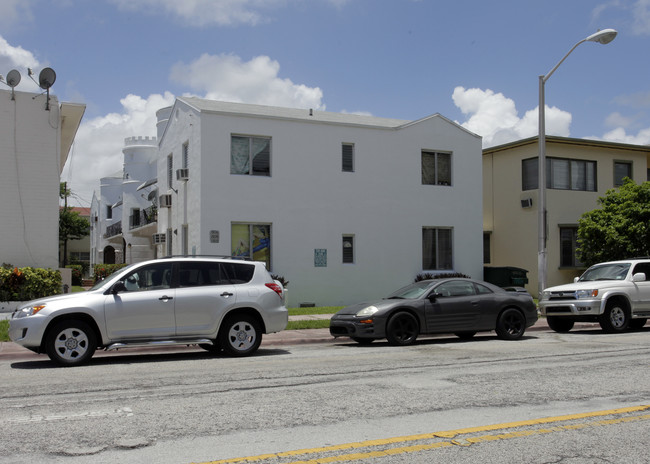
[129, 206, 157, 230]
[104, 221, 122, 238]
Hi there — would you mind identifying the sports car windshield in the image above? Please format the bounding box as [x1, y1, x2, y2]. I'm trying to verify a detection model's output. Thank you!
[386, 281, 433, 299]
[579, 263, 630, 282]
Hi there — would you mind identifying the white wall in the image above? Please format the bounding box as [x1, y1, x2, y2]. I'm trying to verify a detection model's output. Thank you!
[158, 101, 483, 307]
[0, 90, 62, 269]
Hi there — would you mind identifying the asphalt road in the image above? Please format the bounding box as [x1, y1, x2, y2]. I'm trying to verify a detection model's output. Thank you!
[0, 323, 648, 464]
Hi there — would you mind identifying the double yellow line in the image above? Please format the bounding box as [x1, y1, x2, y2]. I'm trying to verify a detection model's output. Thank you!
[195, 404, 650, 464]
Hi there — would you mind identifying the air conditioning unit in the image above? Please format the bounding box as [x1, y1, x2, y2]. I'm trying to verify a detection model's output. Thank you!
[159, 194, 172, 208]
[152, 233, 166, 244]
[176, 168, 189, 181]
[521, 198, 533, 208]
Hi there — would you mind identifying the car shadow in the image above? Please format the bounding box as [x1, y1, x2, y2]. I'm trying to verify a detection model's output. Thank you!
[10, 346, 291, 369]
[335, 333, 538, 348]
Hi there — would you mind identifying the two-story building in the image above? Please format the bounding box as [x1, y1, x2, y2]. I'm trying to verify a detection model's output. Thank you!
[154, 98, 484, 307]
[483, 135, 650, 296]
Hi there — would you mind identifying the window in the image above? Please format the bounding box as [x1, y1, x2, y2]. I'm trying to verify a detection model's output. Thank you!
[106, 205, 112, 220]
[342, 235, 354, 263]
[166, 228, 173, 257]
[483, 232, 491, 264]
[69, 252, 90, 262]
[522, 157, 596, 191]
[614, 161, 632, 187]
[422, 151, 451, 186]
[422, 227, 453, 270]
[231, 135, 271, 176]
[560, 226, 582, 268]
[342, 143, 354, 172]
[122, 262, 172, 292]
[182, 142, 189, 169]
[435, 280, 476, 297]
[167, 154, 173, 189]
[231, 223, 271, 269]
[178, 261, 255, 287]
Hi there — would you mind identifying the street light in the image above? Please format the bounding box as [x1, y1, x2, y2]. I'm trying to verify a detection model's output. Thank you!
[537, 29, 617, 296]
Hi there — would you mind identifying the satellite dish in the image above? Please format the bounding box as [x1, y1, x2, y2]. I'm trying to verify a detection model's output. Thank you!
[147, 191, 157, 201]
[6, 69, 21, 88]
[38, 67, 56, 90]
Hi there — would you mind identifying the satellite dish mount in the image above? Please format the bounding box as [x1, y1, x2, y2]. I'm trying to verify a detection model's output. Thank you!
[38, 68, 56, 110]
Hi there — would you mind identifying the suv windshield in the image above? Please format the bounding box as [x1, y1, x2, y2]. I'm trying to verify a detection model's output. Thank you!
[579, 263, 630, 282]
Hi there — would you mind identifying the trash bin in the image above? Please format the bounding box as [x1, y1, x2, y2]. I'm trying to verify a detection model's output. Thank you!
[483, 266, 529, 287]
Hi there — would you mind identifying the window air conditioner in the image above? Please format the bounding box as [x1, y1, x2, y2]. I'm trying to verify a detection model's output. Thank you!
[159, 194, 172, 208]
[521, 198, 533, 208]
[152, 233, 166, 244]
[176, 168, 189, 181]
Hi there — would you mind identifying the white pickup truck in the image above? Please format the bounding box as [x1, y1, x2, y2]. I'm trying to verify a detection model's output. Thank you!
[539, 259, 650, 333]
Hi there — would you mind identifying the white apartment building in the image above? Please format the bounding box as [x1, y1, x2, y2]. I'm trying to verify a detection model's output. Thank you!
[155, 98, 483, 307]
[90, 136, 158, 268]
[0, 88, 84, 269]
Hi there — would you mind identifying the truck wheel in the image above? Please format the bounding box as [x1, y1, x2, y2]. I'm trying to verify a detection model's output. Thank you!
[547, 316, 574, 333]
[45, 320, 97, 367]
[599, 300, 629, 333]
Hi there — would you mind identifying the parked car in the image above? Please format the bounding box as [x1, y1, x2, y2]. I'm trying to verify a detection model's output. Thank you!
[329, 278, 537, 345]
[9, 257, 288, 366]
[539, 259, 650, 333]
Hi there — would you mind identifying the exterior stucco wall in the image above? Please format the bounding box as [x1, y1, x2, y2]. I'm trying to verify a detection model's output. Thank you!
[158, 101, 483, 307]
[0, 90, 63, 269]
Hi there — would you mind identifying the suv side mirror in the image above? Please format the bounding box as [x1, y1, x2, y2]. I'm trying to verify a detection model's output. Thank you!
[112, 281, 128, 294]
[632, 272, 646, 283]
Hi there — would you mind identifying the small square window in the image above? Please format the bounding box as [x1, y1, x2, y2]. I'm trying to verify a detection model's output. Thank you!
[422, 151, 452, 186]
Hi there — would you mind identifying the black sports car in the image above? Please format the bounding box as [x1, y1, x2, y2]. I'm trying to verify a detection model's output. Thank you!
[329, 278, 538, 345]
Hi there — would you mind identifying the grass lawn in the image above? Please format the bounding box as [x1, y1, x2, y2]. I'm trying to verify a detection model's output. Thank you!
[288, 306, 342, 316]
[0, 320, 8, 342]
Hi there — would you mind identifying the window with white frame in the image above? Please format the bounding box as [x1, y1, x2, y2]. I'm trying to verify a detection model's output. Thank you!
[231, 135, 271, 176]
[422, 227, 453, 269]
[231, 223, 271, 269]
[613, 161, 632, 187]
[342, 143, 354, 172]
[342, 235, 354, 263]
[166, 228, 173, 257]
[422, 151, 452, 186]
[167, 154, 173, 189]
[560, 226, 582, 268]
[182, 142, 189, 169]
[522, 157, 596, 191]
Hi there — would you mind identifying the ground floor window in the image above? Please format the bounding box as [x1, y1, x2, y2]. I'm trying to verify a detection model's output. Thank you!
[231, 223, 271, 269]
[422, 227, 453, 270]
[560, 226, 582, 268]
[342, 235, 354, 263]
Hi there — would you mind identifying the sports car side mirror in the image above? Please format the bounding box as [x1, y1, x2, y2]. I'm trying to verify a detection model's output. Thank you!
[428, 292, 441, 302]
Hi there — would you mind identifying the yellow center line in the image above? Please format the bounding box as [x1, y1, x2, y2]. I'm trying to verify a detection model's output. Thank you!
[193, 404, 650, 464]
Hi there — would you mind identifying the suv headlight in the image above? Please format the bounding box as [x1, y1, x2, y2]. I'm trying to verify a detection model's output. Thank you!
[13, 304, 46, 319]
[575, 289, 598, 299]
[356, 306, 379, 317]
[541, 291, 551, 301]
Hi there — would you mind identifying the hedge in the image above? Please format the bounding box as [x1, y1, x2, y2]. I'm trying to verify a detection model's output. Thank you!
[0, 266, 62, 302]
[93, 263, 129, 283]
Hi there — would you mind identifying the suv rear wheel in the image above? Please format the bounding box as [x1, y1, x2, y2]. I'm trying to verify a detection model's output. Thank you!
[219, 314, 262, 357]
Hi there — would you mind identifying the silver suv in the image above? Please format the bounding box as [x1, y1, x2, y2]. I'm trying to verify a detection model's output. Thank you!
[9, 257, 288, 366]
[539, 259, 650, 333]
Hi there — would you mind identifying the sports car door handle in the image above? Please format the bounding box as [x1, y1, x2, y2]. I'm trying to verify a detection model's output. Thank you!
[470, 300, 479, 306]
[221, 292, 234, 298]
[158, 295, 173, 301]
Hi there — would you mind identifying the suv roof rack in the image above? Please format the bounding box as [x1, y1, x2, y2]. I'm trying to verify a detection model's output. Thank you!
[160, 255, 253, 261]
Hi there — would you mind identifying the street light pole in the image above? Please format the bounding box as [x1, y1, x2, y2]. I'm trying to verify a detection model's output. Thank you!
[537, 29, 617, 297]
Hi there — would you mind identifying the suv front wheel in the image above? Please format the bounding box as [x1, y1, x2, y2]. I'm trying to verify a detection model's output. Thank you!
[599, 300, 629, 333]
[219, 314, 262, 357]
[45, 320, 97, 366]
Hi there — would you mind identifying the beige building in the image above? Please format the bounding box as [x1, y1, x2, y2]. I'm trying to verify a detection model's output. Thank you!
[483, 136, 650, 296]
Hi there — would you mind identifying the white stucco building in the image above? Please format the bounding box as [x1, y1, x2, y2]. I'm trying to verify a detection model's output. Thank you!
[0, 88, 84, 269]
[155, 98, 483, 306]
[90, 136, 158, 267]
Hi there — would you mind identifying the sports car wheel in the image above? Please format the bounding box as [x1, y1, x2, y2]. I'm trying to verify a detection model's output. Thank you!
[386, 312, 419, 346]
[546, 316, 574, 333]
[45, 320, 97, 367]
[495, 308, 526, 340]
[219, 314, 262, 357]
[599, 301, 629, 333]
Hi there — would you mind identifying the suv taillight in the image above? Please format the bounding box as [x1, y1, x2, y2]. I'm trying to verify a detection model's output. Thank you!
[265, 282, 283, 297]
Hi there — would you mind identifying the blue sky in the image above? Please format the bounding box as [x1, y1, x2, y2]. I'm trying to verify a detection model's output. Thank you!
[1, 0, 649, 206]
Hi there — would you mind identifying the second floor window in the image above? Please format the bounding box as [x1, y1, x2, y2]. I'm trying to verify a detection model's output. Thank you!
[522, 157, 596, 192]
[342, 143, 354, 172]
[231, 135, 271, 176]
[614, 161, 632, 187]
[422, 151, 451, 186]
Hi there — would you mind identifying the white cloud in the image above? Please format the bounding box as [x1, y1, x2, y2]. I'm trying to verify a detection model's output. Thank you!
[452, 86, 572, 147]
[170, 53, 324, 109]
[632, 0, 650, 35]
[0, 35, 41, 92]
[598, 126, 650, 144]
[0, 0, 34, 28]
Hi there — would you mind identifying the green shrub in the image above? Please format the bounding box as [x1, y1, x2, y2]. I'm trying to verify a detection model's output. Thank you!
[93, 263, 128, 283]
[414, 272, 471, 282]
[0, 266, 62, 301]
[66, 265, 83, 286]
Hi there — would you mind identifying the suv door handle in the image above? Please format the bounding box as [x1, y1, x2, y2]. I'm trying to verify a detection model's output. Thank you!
[220, 292, 234, 298]
[159, 295, 173, 301]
